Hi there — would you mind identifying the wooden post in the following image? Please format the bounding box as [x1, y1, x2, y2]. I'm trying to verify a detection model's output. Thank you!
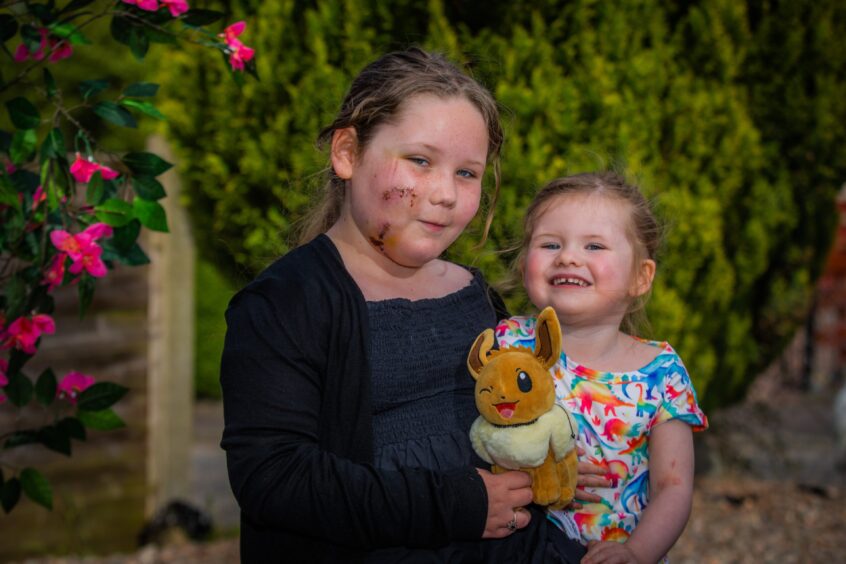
[145, 135, 196, 516]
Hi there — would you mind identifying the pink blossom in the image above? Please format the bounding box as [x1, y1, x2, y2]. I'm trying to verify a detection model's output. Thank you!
[43, 253, 68, 291]
[68, 242, 108, 277]
[57, 371, 96, 404]
[219, 21, 254, 72]
[70, 153, 119, 184]
[0, 358, 8, 404]
[122, 0, 159, 11]
[32, 185, 46, 210]
[0, 314, 56, 355]
[13, 28, 72, 63]
[50, 223, 113, 278]
[160, 0, 189, 17]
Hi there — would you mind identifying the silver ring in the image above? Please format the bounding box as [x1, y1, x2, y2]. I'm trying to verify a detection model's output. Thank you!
[506, 511, 518, 532]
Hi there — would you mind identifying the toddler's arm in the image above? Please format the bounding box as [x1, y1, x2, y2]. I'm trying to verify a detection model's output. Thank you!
[583, 419, 694, 564]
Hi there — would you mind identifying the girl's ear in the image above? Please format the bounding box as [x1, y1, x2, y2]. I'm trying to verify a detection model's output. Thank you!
[632, 258, 656, 297]
[330, 127, 358, 180]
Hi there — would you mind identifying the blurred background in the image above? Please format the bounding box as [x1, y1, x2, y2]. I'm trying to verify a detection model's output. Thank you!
[1, 0, 845, 561]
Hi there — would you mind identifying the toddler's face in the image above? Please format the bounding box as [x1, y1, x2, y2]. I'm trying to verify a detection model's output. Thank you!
[523, 194, 651, 326]
[334, 94, 488, 269]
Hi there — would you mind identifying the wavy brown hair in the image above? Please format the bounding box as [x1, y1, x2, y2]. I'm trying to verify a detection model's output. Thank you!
[296, 47, 504, 246]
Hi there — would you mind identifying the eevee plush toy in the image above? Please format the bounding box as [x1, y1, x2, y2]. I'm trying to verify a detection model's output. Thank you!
[467, 306, 578, 508]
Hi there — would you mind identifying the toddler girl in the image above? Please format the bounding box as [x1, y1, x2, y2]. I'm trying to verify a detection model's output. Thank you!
[496, 173, 708, 563]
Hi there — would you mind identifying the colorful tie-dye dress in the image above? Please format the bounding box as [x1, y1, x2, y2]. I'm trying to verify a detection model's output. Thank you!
[495, 316, 708, 546]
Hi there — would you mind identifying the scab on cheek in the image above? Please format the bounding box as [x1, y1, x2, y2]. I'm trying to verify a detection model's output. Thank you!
[369, 223, 391, 254]
[381, 186, 418, 208]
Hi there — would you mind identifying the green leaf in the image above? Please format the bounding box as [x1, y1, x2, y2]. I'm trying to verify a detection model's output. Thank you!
[117, 243, 150, 266]
[79, 79, 109, 100]
[133, 198, 169, 232]
[5, 372, 34, 407]
[93, 101, 137, 129]
[111, 219, 142, 253]
[77, 408, 126, 431]
[128, 26, 149, 60]
[0, 14, 19, 43]
[57, 417, 86, 441]
[1, 477, 21, 514]
[20, 468, 52, 510]
[48, 22, 89, 45]
[120, 99, 166, 120]
[35, 368, 57, 406]
[94, 198, 134, 227]
[122, 152, 172, 176]
[39, 425, 71, 456]
[132, 176, 166, 200]
[86, 170, 104, 204]
[39, 128, 66, 159]
[41, 158, 69, 211]
[0, 173, 18, 209]
[77, 273, 95, 319]
[77, 382, 128, 411]
[10, 129, 37, 165]
[109, 14, 133, 47]
[21, 24, 41, 52]
[123, 82, 159, 97]
[4, 431, 39, 449]
[43, 68, 57, 100]
[182, 9, 225, 26]
[6, 97, 40, 130]
[4, 274, 27, 318]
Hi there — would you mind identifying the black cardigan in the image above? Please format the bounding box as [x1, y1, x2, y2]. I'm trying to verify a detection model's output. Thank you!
[220, 235, 508, 562]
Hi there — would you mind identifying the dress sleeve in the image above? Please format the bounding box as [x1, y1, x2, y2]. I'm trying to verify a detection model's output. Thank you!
[651, 352, 708, 432]
[220, 283, 487, 550]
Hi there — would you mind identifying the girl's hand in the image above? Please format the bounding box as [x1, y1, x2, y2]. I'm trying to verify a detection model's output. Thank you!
[476, 468, 533, 538]
[581, 540, 640, 564]
[572, 447, 612, 506]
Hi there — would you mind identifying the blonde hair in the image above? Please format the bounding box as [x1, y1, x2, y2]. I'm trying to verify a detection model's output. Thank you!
[516, 172, 663, 336]
[296, 47, 503, 246]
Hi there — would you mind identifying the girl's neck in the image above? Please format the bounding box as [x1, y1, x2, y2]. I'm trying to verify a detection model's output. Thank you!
[558, 319, 656, 373]
[327, 230, 471, 302]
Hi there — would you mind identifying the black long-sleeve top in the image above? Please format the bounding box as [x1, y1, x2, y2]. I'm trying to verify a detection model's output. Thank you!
[220, 234, 506, 562]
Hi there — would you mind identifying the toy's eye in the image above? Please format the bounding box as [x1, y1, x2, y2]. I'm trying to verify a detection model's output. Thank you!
[517, 371, 532, 393]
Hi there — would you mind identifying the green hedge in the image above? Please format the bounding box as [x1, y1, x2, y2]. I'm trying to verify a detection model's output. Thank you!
[157, 0, 846, 409]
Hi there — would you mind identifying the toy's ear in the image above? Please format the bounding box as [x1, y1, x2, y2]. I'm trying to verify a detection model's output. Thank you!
[467, 329, 495, 381]
[535, 307, 562, 370]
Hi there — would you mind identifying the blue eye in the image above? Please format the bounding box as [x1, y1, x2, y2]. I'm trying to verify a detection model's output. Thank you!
[540, 242, 560, 250]
[409, 157, 429, 166]
[457, 169, 476, 179]
[517, 371, 532, 393]
[586, 243, 605, 251]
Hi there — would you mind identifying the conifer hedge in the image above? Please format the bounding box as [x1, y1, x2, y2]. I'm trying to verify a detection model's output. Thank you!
[157, 0, 846, 409]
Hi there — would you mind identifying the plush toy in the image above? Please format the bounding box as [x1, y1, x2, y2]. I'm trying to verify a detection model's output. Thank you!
[467, 306, 578, 508]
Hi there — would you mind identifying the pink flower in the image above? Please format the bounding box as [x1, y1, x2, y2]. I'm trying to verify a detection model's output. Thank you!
[32, 185, 46, 210]
[70, 153, 119, 184]
[14, 28, 73, 63]
[161, 0, 189, 17]
[0, 314, 56, 355]
[219, 21, 254, 72]
[68, 242, 108, 277]
[0, 358, 8, 404]
[43, 253, 68, 291]
[50, 223, 113, 278]
[56, 371, 96, 404]
[122, 0, 159, 11]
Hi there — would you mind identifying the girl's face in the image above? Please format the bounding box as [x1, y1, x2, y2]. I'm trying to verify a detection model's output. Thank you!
[522, 194, 655, 327]
[330, 94, 488, 269]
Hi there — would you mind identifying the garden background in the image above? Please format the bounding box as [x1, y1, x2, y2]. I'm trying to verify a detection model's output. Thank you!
[2, 0, 845, 561]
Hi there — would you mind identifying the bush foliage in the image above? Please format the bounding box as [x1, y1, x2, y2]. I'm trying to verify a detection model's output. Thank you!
[157, 0, 846, 409]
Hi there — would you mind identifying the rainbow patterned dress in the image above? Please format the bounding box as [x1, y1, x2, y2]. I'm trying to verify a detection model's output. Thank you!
[495, 315, 708, 545]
